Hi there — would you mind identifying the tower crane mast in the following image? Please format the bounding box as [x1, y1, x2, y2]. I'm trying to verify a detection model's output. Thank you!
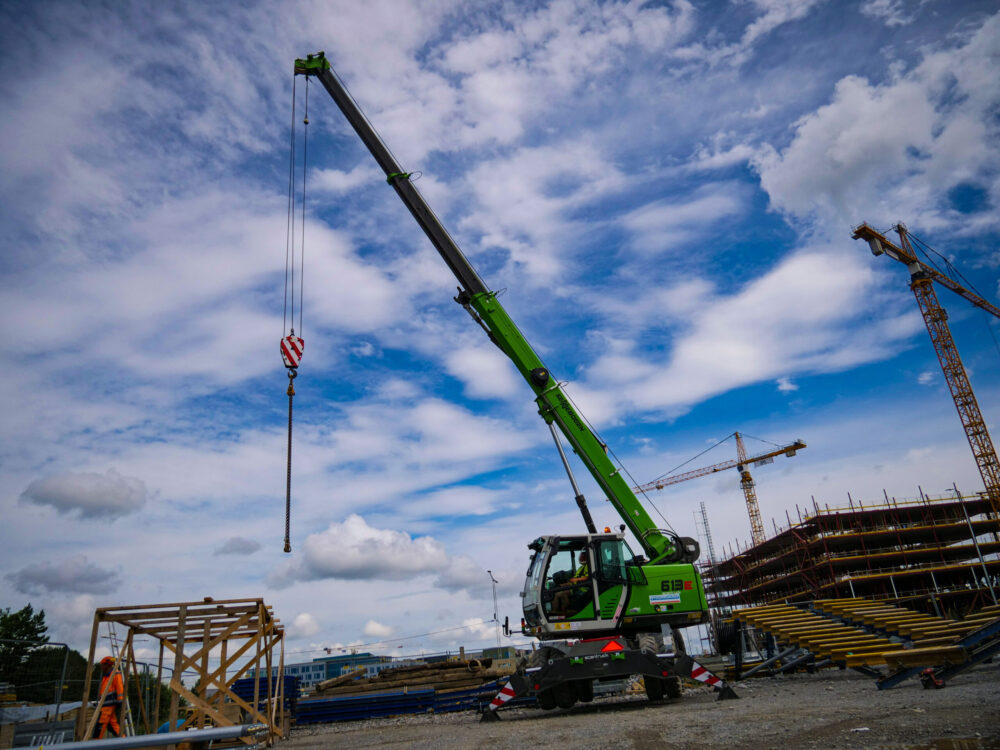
[852, 222, 1000, 516]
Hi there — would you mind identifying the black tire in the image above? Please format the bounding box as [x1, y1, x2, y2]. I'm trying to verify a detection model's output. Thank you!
[644, 676, 665, 702]
[553, 681, 577, 709]
[576, 679, 594, 703]
[664, 676, 683, 699]
[537, 689, 557, 710]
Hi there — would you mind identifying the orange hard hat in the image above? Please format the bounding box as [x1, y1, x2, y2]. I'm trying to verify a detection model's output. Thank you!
[100, 656, 115, 665]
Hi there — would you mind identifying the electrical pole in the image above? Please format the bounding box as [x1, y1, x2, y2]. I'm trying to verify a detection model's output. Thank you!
[487, 570, 500, 649]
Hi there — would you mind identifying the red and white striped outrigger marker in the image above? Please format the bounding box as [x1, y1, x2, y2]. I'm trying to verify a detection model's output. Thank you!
[487, 679, 516, 714]
[281, 333, 304, 368]
[690, 660, 723, 688]
[480, 680, 517, 721]
[687, 658, 739, 700]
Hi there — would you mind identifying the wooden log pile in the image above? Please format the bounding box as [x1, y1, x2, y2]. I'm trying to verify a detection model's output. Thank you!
[311, 659, 501, 697]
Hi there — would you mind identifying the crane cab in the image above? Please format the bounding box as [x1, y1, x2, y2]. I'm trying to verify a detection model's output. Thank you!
[521, 533, 709, 640]
[521, 533, 642, 639]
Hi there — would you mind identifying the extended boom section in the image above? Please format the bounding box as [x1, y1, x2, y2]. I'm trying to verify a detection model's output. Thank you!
[295, 52, 686, 564]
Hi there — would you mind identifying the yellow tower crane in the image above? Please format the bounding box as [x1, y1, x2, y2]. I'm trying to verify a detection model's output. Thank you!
[634, 433, 806, 546]
[852, 222, 1000, 516]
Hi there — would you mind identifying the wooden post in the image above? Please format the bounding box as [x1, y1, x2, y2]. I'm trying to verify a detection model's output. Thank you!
[168, 605, 188, 739]
[75, 610, 102, 740]
[154, 639, 164, 732]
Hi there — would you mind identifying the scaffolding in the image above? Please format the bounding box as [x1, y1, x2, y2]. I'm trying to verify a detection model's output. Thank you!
[74, 598, 285, 745]
[705, 490, 1000, 618]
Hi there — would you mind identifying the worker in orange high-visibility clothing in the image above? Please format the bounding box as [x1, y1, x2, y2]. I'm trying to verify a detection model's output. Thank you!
[93, 656, 124, 739]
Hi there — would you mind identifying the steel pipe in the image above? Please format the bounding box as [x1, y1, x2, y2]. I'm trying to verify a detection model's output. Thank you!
[45, 723, 269, 750]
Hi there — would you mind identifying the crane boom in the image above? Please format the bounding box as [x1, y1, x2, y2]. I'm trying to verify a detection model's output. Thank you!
[852, 223, 1000, 319]
[633, 437, 805, 493]
[852, 222, 1000, 516]
[635, 434, 804, 546]
[295, 52, 690, 563]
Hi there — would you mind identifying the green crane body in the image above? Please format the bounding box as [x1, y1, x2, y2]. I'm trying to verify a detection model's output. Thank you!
[296, 52, 707, 643]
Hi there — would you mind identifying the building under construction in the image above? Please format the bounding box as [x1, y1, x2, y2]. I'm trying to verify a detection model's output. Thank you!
[705, 490, 1000, 618]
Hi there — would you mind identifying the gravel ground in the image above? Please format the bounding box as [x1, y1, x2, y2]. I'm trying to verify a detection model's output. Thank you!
[281, 662, 999, 750]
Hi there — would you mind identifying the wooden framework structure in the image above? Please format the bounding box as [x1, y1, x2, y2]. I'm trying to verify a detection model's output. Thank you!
[74, 598, 284, 744]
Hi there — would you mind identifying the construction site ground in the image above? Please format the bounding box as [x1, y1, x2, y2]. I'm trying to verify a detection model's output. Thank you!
[281, 662, 999, 750]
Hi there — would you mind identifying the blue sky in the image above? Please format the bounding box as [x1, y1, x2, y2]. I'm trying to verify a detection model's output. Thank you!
[1, 0, 998, 663]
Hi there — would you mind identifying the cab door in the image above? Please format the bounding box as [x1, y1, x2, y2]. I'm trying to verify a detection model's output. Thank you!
[593, 538, 632, 623]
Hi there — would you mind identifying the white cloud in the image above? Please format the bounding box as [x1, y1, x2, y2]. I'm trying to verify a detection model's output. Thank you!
[362, 620, 394, 638]
[675, 0, 824, 66]
[444, 345, 521, 399]
[753, 14, 1000, 234]
[214, 537, 262, 556]
[860, 0, 916, 27]
[580, 246, 922, 418]
[270, 514, 450, 584]
[288, 612, 320, 639]
[20, 469, 147, 520]
[311, 164, 381, 194]
[917, 371, 937, 386]
[776, 377, 798, 392]
[6, 556, 122, 595]
[621, 183, 746, 255]
[462, 139, 627, 279]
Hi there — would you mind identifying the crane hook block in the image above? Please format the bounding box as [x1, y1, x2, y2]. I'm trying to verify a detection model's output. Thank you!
[281, 333, 305, 369]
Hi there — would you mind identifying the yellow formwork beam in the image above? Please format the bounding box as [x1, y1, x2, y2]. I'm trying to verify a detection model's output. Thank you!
[905, 623, 982, 639]
[775, 620, 844, 633]
[813, 600, 874, 614]
[912, 636, 964, 648]
[798, 634, 882, 648]
[895, 620, 956, 636]
[882, 646, 968, 670]
[775, 628, 847, 641]
[829, 643, 905, 662]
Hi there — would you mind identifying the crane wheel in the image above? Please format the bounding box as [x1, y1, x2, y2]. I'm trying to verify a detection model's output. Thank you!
[644, 676, 665, 702]
[537, 689, 557, 710]
[553, 681, 577, 709]
[664, 676, 683, 699]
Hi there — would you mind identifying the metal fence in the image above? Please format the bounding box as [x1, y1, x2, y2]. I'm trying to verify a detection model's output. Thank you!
[0, 639, 71, 717]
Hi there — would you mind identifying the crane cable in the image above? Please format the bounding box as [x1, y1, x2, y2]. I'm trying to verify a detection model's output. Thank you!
[280, 75, 310, 553]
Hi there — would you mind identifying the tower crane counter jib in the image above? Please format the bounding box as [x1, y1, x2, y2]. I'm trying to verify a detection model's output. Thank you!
[296, 50, 735, 714]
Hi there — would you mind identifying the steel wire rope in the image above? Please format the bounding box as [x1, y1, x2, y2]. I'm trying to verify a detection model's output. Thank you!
[283, 78, 297, 335]
[651, 433, 736, 483]
[907, 229, 1000, 361]
[299, 77, 309, 338]
[558, 385, 677, 535]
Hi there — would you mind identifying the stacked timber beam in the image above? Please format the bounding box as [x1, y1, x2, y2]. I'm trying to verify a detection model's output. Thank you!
[813, 598, 1000, 672]
[733, 603, 901, 668]
[310, 659, 501, 698]
[732, 599, 1000, 687]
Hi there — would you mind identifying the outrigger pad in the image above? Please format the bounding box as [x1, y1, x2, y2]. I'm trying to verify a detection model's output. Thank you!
[481, 708, 502, 722]
[716, 684, 740, 700]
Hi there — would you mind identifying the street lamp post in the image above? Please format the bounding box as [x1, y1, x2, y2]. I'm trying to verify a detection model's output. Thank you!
[487, 570, 500, 649]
